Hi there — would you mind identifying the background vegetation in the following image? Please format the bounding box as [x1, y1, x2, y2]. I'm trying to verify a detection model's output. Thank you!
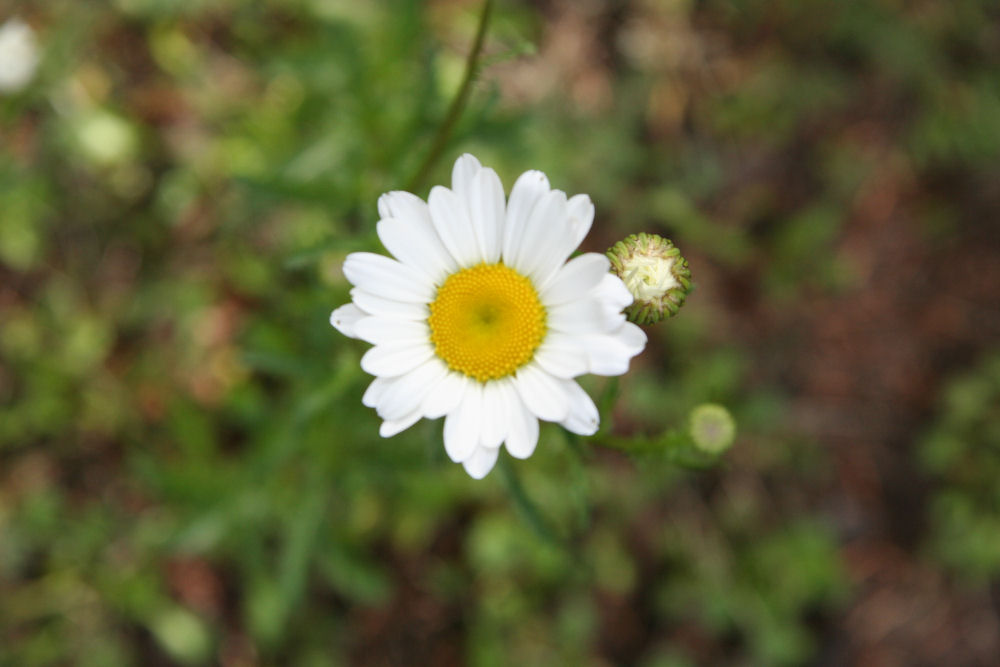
[2, 0, 999, 664]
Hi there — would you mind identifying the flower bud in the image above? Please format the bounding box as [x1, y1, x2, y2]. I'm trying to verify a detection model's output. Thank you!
[689, 404, 735, 455]
[607, 233, 691, 324]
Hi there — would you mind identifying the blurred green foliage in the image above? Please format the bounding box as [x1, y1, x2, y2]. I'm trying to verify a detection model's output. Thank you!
[921, 354, 1000, 582]
[1, 0, 998, 664]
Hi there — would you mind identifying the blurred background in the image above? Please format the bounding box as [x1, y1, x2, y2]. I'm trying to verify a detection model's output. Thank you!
[2, 0, 1000, 664]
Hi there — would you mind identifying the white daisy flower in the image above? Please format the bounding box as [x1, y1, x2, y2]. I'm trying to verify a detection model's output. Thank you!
[0, 18, 40, 93]
[331, 154, 647, 479]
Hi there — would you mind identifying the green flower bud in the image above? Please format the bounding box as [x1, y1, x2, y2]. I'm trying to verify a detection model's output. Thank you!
[607, 233, 692, 324]
[689, 404, 735, 455]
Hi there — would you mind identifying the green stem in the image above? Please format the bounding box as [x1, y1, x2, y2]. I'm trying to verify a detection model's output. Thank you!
[590, 430, 721, 469]
[498, 456, 595, 578]
[498, 455, 560, 545]
[406, 0, 494, 193]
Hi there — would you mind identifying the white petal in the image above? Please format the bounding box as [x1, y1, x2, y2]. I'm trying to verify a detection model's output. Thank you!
[449, 154, 503, 263]
[465, 167, 505, 264]
[567, 193, 595, 248]
[616, 321, 648, 355]
[533, 333, 589, 378]
[529, 196, 600, 289]
[504, 387, 539, 459]
[507, 189, 568, 280]
[360, 342, 434, 378]
[374, 358, 449, 420]
[509, 187, 590, 287]
[377, 217, 456, 284]
[560, 379, 600, 436]
[423, 371, 469, 419]
[462, 445, 500, 479]
[594, 273, 634, 313]
[428, 185, 480, 267]
[362, 377, 390, 408]
[548, 299, 621, 335]
[379, 410, 423, 437]
[582, 326, 646, 376]
[513, 364, 570, 422]
[502, 170, 550, 264]
[540, 253, 611, 305]
[353, 317, 430, 346]
[330, 303, 365, 338]
[443, 383, 483, 462]
[451, 153, 482, 196]
[377, 190, 431, 226]
[584, 339, 632, 376]
[479, 381, 508, 449]
[350, 288, 428, 321]
[538, 235, 590, 288]
[343, 252, 435, 303]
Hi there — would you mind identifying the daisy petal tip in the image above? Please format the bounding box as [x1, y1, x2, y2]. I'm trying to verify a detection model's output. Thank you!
[376, 193, 391, 220]
[454, 153, 482, 174]
[462, 446, 500, 480]
[503, 394, 540, 459]
[377, 190, 423, 222]
[504, 438, 536, 459]
[443, 393, 481, 463]
[379, 412, 421, 438]
[568, 417, 599, 437]
[526, 170, 549, 185]
[330, 303, 365, 338]
[567, 193, 595, 235]
[428, 184, 450, 201]
[623, 321, 648, 350]
[361, 382, 382, 409]
[510, 169, 551, 200]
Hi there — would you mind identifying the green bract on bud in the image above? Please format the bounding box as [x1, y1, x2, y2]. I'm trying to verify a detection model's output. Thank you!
[606, 233, 692, 325]
[689, 404, 736, 455]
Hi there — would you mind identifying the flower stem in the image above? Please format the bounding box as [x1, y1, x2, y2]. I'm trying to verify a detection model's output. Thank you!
[406, 0, 494, 193]
[498, 455, 560, 545]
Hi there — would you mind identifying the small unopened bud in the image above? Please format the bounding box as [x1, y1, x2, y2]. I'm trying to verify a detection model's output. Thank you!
[689, 404, 735, 455]
[607, 233, 691, 324]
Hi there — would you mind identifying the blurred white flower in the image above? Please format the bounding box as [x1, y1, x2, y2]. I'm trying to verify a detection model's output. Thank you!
[332, 154, 647, 479]
[0, 17, 40, 93]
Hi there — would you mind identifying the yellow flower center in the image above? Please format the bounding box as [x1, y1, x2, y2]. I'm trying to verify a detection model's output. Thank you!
[427, 263, 547, 383]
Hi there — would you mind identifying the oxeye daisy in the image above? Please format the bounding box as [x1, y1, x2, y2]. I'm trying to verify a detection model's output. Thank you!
[331, 155, 647, 479]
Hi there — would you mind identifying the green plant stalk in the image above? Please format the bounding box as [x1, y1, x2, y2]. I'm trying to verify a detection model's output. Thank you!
[498, 455, 561, 545]
[592, 430, 721, 469]
[406, 0, 494, 193]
